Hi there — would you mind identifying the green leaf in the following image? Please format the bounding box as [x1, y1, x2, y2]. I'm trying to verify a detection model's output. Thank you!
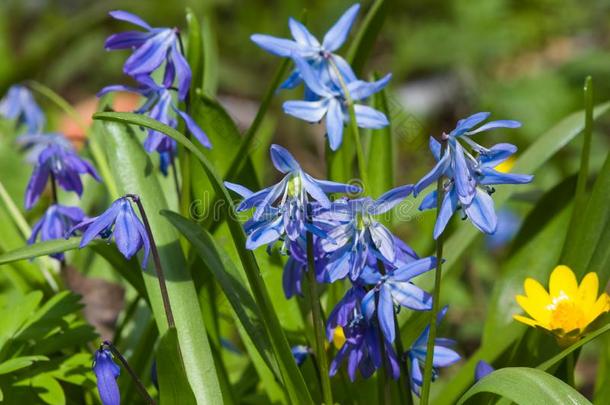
[186, 9, 203, 100]
[161, 210, 279, 379]
[0, 356, 48, 375]
[201, 14, 219, 96]
[157, 327, 197, 405]
[347, 0, 387, 75]
[367, 77, 394, 199]
[93, 111, 313, 404]
[100, 120, 222, 404]
[21, 374, 65, 405]
[457, 367, 591, 405]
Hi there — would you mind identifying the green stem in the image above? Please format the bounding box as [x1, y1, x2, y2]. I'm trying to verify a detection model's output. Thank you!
[328, 57, 369, 192]
[420, 142, 447, 405]
[394, 315, 413, 405]
[306, 215, 333, 405]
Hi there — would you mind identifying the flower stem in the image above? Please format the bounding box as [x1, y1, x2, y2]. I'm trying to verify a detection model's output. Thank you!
[328, 57, 369, 192]
[394, 315, 413, 405]
[127, 194, 175, 329]
[419, 142, 447, 405]
[305, 213, 333, 405]
[103, 341, 156, 405]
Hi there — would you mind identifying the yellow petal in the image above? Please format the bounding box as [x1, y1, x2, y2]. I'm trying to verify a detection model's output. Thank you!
[516, 295, 550, 325]
[513, 314, 544, 329]
[549, 265, 578, 299]
[332, 327, 346, 349]
[577, 272, 599, 308]
[586, 293, 610, 324]
[524, 278, 551, 307]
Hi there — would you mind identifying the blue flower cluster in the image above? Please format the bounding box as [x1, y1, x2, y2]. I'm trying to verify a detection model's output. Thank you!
[252, 4, 391, 151]
[101, 10, 211, 173]
[0, 85, 99, 259]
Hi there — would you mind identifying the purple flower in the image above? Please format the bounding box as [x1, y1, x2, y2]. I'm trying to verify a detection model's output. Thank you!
[105, 10, 191, 100]
[315, 184, 413, 281]
[25, 144, 100, 210]
[98, 77, 210, 153]
[283, 55, 390, 150]
[225, 144, 360, 250]
[475, 360, 494, 382]
[251, 4, 360, 93]
[291, 345, 312, 366]
[0, 84, 45, 134]
[361, 257, 437, 343]
[415, 117, 533, 239]
[407, 306, 461, 396]
[73, 197, 150, 267]
[93, 348, 121, 405]
[15, 132, 73, 164]
[28, 204, 86, 260]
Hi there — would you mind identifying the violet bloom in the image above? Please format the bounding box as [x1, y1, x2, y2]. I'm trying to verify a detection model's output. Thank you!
[93, 348, 121, 405]
[475, 360, 494, 382]
[361, 257, 437, 343]
[99, 77, 210, 153]
[25, 144, 100, 210]
[28, 204, 86, 260]
[291, 345, 312, 366]
[315, 184, 413, 282]
[282, 236, 327, 299]
[0, 84, 45, 134]
[225, 144, 360, 250]
[74, 197, 150, 267]
[416, 131, 533, 239]
[251, 4, 360, 93]
[283, 55, 390, 150]
[105, 10, 191, 99]
[15, 132, 73, 164]
[407, 306, 461, 396]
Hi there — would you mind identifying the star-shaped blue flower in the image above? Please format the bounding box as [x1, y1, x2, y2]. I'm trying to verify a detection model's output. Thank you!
[28, 204, 86, 260]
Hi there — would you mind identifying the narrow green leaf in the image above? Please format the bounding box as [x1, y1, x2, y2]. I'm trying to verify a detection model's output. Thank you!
[201, 14, 219, 96]
[186, 9, 203, 99]
[347, 0, 387, 75]
[0, 238, 81, 264]
[457, 367, 591, 405]
[367, 76, 394, 198]
[93, 111, 313, 404]
[157, 327, 197, 405]
[0, 356, 48, 375]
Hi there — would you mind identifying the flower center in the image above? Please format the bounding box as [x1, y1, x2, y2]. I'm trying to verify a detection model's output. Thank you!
[547, 296, 586, 333]
[287, 174, 302, 197]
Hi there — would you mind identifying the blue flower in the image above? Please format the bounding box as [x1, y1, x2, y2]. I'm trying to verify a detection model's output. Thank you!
[361, 257, 437, 343]
[415, 114, 533, 238]
[291, 345, 312, 366]
[225, 144, 360, 250]
[93, 348, 121, 405]
[407, 306, 461, 396]
[327, 287, 400, 381]
[28, 204, 86, 260]
[486, 209, 520, 250]
[105, 10, 191, 100]
[474, 360, 494, 382]
[25, 144, 100, 209]
[251, 4, 360, 93]
[74, 197, 150, 267]
[0, 85, 45, 134]
[16, 132, 73, 164]
[283, 55, 390, 150]
[99, 77, 210, 153]
[315, 184, 413, 281]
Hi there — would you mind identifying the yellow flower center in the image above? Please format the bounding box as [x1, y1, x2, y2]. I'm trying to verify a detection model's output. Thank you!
[547, 298, 586, 333]
[287, 175, 302, 197]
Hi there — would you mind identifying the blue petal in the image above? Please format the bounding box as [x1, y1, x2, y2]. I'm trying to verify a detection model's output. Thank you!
[322, 4, 361, 52]
[311, 178, 361, 195]
[330, 54, 357, 83]
[174, 107, 211, 149]
[270, 144, 301, 173]
[124, 30, 173, 76]
[93, 349, 121, 405]
[452, 141, 475, 205]
[475, 360, 494, 382]
[419, 190, 438, 210]
[301, 173, 331, 207]
[253, 177, 288, 220]
[79, 200, 122, 247]
[25, 164, 50, 210]
[370, 184, 412, 214]
[368, 222, 395, 263]
[414, 149, 450, 196]
[387, 281, 432, 311]
[433, 188, 459, 239]
[410, 355, 423, 395]
[467, 119, 521, 135]
[246, 218, 283, 250]
[429, 136, 442, 161]
[432, 345, 461, 367]
[280, 68, 303, 90]
[361, 289, 377, 322]
[113, 201, 143, 260]
[464, 188, 497, 234]
[170, 44, 192, 100]
[108, 10, 152, 30]
[283, 99, 328, 123]
[326, 98, 345, 151]
[479, 168, 533, 185]
[250, 34, 301, 58]
[292, 55, 334, 97]
[224, 181, 253, 198]
[479, 143, 517, 167]
[97, 84, 141, 98]
[378, 286, 396, 343]
[354, 104, 389, 129]
[452, 112, 490, 136]
[288, 18, 320, 48]
[392, 257, 437, 282]
[347, 74, 392, 101]
[105, 31, 151, 50]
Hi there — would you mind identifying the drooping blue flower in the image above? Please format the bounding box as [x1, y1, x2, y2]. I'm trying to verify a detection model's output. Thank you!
[15, 132, 73, 164]
[93, 348, 121, 405]
[105, 10, 191, 100]
[0, 84, 45, 134]
[327, 287, 400, 381]
[25, 144, 100, 209]
[291, 345, 312, 366]
[474, 360, 494, 382]
[415, 120, 533, 238]
[225, 144, 360, 250]
[315, 184, 413, 282]
[283, 55, 390, 150]
[407, 306, 461, 396]
[98, 77, 210, 153]
[361, 257, 437, 343]
[73, 197, 150, 267]
[251, 4, 360, 92]
[281, 237, 327, 299]
[28, 204, 86, 260]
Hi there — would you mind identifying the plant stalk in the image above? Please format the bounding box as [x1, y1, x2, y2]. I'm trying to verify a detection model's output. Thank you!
[127, 194, 175, 329]
[419, 141, 447, 405]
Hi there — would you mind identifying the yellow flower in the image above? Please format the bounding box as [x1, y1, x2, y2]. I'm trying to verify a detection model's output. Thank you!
[514, 265, 610, 346]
